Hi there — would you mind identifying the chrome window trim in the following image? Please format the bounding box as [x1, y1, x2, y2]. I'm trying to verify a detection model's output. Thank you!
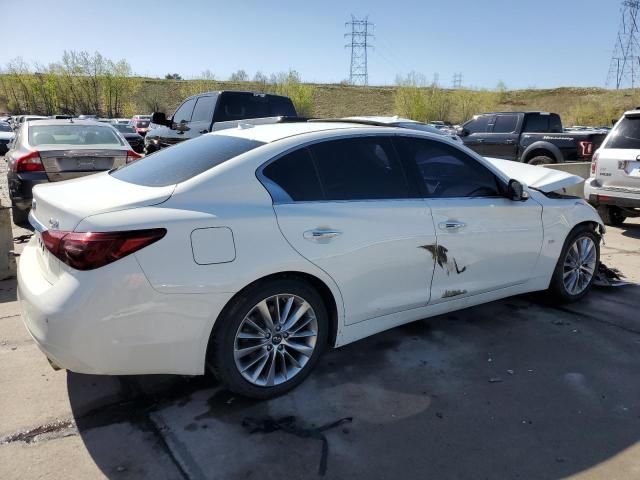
[256, 131, 511, 205]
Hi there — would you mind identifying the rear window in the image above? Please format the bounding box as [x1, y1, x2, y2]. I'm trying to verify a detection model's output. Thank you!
[110, 134, 265, 187]
[28, 124, 123, 146]
[114, 124, 136, 134]
[214, 93, 296, 122]
[135, 121, 150, 128]
[606, 116, 640, 149]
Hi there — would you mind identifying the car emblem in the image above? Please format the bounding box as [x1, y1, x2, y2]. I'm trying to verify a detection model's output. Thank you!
[48, 218, 59, 230]
[31, 199, 37, 211]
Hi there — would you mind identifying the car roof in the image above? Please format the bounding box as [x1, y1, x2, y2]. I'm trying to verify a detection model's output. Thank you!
[24, 119, 115, 126]
[343, 115, 418, 125]
[209, 121, 443, 144]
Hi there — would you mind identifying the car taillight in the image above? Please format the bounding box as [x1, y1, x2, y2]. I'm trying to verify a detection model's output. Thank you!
[15, 150, 44, 172]
[41, 228, 166, 270]
[579, 141, 594, 157]
[591, 151, 599, 175]
[126, 150, 142, 163]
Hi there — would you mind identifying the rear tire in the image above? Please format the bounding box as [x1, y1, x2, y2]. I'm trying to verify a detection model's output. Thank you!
[547, 225, 600, 303]
[11, 206, 29, 226]
[597, 205, 626, 227]
[207, 279, 328, 399]
[528, 155, 554, 166]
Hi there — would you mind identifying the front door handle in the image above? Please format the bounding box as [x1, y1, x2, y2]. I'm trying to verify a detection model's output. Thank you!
[438, 221, 466, 231]
[303, 229, 342, 241]
[199, 129, 209, 134]
[505, 139, 515, 144]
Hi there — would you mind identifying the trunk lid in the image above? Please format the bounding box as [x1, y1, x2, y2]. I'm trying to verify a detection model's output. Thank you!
[485, 157, 583, 193]
[37, 146, 127, 182]
[30, 171, 175, 232]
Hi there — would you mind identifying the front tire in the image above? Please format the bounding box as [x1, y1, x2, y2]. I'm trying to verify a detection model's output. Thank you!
[548, 225, 600, 303]
[208, 279, 328, 399]
[597, 205, 625, 227]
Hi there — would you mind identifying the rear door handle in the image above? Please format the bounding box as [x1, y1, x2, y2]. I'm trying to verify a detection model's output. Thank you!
[303, 229, 342, 241]
[438, 221, 466, 231]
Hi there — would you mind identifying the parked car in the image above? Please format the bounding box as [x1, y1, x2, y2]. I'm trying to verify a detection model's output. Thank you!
[585, 109, 640, 226]
[459, 112, 606, 164]
[18, 122, 602, 399]
[112, 123, 144, 153]
[5, 119, 141, 225]
[113, 118, 131, 125]
[0, 122, 15, 155]
[342, 116, 464, 143]
[14, 115, 48, 130]
[144, 91, 297, 154]
[130, 115, 151, 137]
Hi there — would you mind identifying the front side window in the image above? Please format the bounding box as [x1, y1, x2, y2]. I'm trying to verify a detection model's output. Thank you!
[464, 115, 493, 134]
[173, 98, 196, 124]
[394, 137, 502, 198]
[309, 137, 409, 200]
[492, 115, 519, 133]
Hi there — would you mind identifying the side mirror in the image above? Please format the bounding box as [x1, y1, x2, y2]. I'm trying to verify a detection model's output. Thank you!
[457, 127, 469, 137]
[151, 111, 169, 127]
[175, 120, 190, 132]
[507, 179, 528, 201]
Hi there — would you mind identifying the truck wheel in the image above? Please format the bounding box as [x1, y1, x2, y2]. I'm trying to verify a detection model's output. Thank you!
[597, 205, 626, 226]
[528, 155, 554, 165]
[11, 206, 29, 226]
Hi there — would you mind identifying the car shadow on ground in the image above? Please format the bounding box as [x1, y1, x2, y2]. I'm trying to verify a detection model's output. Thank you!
[620, 222, 640, 240]
[67, 286, 640, 479]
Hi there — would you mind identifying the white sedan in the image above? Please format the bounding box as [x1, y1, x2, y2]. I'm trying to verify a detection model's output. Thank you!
[18, 122, 603, 399]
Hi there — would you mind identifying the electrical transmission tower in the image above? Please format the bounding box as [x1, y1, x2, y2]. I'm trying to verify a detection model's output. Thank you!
[452, 73, 463, 89]
[345, 16, 374, 86]
[607, 0, 640, 89]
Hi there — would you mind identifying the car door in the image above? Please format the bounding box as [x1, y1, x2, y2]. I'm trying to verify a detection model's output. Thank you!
[393, 136, 543, 304]
[189, 94, 218, 136]
[481, 113, 522, 160]
[162, 98, 196, 147]
[461, 115, 494, 155]
[261, 135, 437, 325]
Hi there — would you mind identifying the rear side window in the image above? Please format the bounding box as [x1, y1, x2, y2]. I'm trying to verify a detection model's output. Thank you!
[111, 134, 265, 187]
[214, 93, 295, 122]
[523, 114, 551, 133]
[606, 116, 640, 149]
[309, 137, 409, 200]
[268, 96, 297, 116]
[492, 115, 519, 133]
[191, 95, 218, 123]
[394, 137, 502, 198]
[263, 148, 323, 201]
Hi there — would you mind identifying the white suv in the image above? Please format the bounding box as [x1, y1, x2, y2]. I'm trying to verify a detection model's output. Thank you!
[585, 109, 640, 225]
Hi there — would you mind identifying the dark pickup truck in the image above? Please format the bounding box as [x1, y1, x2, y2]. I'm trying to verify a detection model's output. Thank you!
[458, 111, 606, 164]
[145, 90, 297, 153]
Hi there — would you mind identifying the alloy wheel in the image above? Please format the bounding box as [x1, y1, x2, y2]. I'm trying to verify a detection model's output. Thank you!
[233, 294, 318, 387]
[563, 236, 597, 296]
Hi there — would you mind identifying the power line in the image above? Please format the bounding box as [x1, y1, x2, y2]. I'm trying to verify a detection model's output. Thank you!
[607, 0, 640, 89]
[345, 15, 374, 86]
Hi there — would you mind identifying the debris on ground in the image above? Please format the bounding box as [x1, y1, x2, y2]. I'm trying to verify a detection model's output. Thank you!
[594, 263, 630, 287]
[242, 415, 353, 476]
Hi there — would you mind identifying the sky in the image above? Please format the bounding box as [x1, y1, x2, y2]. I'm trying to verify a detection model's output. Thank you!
[0, 0, 622, 89]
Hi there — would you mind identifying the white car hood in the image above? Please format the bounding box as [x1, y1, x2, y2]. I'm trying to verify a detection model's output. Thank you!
[0, 132, 14, 140]
[484, 157, 584, 193]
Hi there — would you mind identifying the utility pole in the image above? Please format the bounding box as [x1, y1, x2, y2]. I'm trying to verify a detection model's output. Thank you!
[607, 0, 640, 89]
[345, 15, 374, 86]
[452, 73, 463, 89]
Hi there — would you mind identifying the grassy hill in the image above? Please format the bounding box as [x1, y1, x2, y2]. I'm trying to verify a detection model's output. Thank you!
[3, 75, 639, 126]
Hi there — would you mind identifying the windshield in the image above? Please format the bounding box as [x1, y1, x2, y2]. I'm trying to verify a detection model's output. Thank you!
[114, 124, 136, 133]
[606, 116, 640, 149]
[28, 124, 124, 146]
[111, 134, 265, 187]
[0, 123, 11, 132]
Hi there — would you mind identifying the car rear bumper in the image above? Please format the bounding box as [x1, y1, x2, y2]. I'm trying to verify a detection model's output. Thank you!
[584, 178, 640, 208]
[8, 172, 48, 209]
[18, 238, 232, 375]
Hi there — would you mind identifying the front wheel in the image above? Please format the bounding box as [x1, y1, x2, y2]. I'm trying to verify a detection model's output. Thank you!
[547, 226, 600, 303]
[207, 279, 328, 399]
